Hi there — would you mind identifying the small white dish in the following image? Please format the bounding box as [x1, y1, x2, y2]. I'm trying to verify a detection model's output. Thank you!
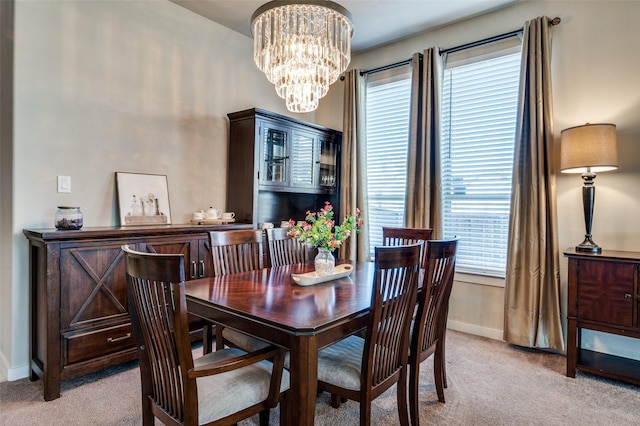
[291, 264, 354, 286]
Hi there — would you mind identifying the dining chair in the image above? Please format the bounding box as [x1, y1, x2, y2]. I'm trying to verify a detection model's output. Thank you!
[122, 245, 289, 426]
[209, 229, 265, 276]
[208, 230, 270, 352]
[408, 238, 458, 426]
[382, 225, 449, 389]
[265, 227, 313, 267]
[315, 243, 422, 426]
[382, 226, 433, 268]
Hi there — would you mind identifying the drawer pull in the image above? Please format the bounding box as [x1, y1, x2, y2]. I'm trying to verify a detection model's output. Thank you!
[199, 260, 205, 278]
[107, 333, 131, 344]
[624, 293, 632, 299]
[191, 261, 197, 279]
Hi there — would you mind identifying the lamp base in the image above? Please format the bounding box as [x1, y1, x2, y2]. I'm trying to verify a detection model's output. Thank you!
[575, 236, 601, 253]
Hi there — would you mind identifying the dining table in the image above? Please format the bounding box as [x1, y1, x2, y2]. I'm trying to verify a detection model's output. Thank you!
[185, 261, 375, 426]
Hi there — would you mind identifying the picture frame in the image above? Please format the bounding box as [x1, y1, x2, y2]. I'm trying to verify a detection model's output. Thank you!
[116, 172, 171, 226]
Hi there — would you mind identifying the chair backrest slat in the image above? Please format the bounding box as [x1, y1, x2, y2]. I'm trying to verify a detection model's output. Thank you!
[209, 230, 264, 276]
[363, 243, 422, 389]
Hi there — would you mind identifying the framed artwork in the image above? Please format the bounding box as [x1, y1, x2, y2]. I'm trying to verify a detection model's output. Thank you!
[116, 172, 171, 226]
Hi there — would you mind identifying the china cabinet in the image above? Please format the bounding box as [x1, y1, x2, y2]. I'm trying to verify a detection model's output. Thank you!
[24, 223, 250, 401]
[227, 108, 342, 226]
[565, 248, 640, 385]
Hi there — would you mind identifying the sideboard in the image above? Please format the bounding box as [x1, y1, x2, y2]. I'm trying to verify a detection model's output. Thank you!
[24, 223, 251, 401]
[564, 248, 640, 385]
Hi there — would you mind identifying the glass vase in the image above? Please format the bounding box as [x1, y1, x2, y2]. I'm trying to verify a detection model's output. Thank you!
[314, 247, 336, 276]
[55, 206, 83, 230]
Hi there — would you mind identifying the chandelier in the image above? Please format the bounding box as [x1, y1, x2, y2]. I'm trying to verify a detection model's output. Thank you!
[251, 1, 353, 113]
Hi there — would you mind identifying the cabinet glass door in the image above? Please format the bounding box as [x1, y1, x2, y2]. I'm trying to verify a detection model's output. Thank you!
[291, 130, 316, 188]
[318, 137, 338, 189]
[260, 124, 289, 186]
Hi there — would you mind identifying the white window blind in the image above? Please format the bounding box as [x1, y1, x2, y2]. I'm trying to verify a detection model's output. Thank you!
[365, 64, 412, 257]
[441, 37, 521, 276]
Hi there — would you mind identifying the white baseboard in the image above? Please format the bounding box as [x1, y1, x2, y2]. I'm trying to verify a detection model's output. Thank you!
[6, 364, 30, 381]
[0, 351, 30, 382]
[447, 319, 504, 341]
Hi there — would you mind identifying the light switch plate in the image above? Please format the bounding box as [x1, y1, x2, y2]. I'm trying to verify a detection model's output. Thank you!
[57, 176, 71, 193]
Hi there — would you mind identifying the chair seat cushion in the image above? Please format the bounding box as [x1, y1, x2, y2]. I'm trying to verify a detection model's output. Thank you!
[194, 347, 290, 424]
[223, 328, 271, 352]
[316, 335, 365, 391]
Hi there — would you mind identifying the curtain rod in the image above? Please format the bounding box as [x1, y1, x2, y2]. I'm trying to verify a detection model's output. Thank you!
[352, 17, 561, 78]
[359, 58, 413, 76]
[439, 29, 523, 56]
[440, 16, 560, 56]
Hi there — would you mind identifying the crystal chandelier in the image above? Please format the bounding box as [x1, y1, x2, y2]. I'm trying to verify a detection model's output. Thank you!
[251, 1, 353, 113]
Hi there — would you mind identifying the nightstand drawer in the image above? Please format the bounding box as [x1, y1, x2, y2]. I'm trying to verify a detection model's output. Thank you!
[577, 260, 634, 327]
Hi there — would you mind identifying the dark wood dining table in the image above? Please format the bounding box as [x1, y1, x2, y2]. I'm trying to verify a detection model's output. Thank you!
[185, 261, 375, 426]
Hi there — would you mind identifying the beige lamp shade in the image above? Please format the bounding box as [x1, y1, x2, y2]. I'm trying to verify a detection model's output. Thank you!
[560, 123, 618, 173]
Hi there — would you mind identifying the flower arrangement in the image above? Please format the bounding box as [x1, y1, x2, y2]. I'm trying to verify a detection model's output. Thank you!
[287, 202, 363, 252]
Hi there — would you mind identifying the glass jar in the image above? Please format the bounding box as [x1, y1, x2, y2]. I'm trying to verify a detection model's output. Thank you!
[55, 206, 83, 230]
[314, 247, 335, 276]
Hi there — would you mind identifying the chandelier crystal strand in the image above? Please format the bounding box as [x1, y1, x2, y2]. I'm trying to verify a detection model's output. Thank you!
[252, 1, 353, 113]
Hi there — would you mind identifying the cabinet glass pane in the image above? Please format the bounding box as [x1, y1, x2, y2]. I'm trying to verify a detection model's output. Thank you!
[319, 138, 338, 188]
[291, 131, 315, 187]
[263, 128, 288, 184]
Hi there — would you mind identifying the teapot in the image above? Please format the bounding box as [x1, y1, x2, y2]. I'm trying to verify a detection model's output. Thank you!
[205, 207, 222, 220]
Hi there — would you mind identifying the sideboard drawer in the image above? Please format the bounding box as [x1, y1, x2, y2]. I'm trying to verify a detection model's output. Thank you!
[64, 323, 135, 365]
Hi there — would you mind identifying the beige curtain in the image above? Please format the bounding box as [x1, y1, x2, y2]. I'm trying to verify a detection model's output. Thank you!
[405, 49, 443, 238]
[504, 17, 564, 351]
[339, 69, 370, 262]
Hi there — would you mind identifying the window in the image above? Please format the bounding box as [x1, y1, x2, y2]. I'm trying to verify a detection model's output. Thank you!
[364, 64, 412, 257]
[441, 36, 522, 276]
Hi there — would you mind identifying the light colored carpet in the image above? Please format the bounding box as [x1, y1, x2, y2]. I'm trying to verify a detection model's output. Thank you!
[1, 330, 639, 425]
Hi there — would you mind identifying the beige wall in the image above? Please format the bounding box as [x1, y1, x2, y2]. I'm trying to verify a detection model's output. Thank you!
[3, 0, 640, 380]
[2, 0, 320, 380]
[323, 0, 640, 356]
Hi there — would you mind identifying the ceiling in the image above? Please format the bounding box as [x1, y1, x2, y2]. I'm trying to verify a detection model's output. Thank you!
[171, 0, 523, 53]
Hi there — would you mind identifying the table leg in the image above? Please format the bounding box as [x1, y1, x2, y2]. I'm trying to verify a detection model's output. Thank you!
[286, 335, 318, 426]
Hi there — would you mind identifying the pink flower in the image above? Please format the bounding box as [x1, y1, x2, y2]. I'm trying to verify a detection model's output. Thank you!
[286, 202, 363, 251]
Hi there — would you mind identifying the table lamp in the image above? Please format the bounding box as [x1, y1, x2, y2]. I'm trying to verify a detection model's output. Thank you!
[560, 123, 618, 252]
